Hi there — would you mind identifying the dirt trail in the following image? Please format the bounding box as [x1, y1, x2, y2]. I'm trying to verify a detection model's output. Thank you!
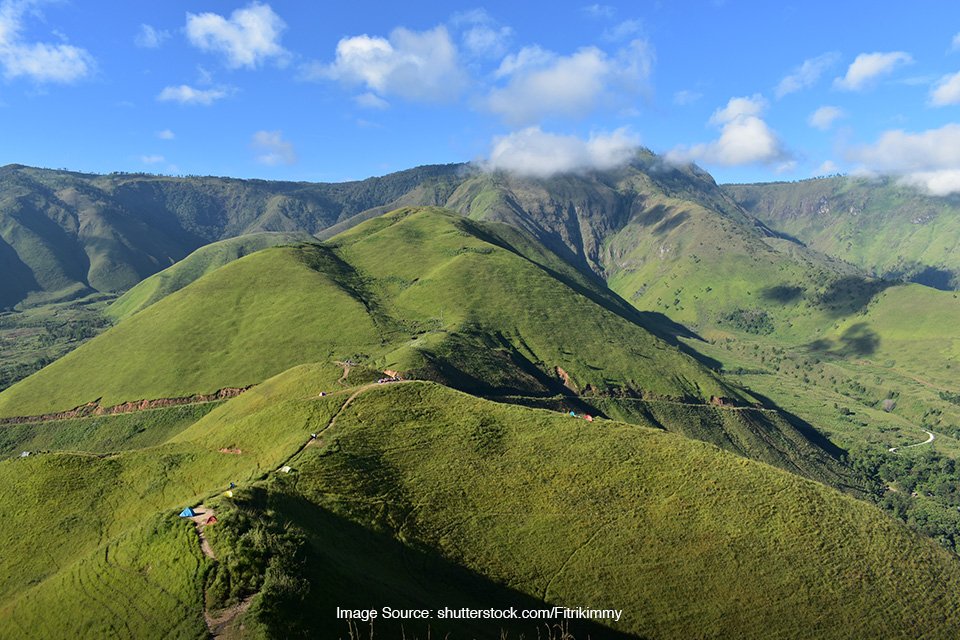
[185, 505, 255, 637]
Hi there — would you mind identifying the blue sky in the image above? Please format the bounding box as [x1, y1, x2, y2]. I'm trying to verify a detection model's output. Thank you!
[2, 1, 960, 191]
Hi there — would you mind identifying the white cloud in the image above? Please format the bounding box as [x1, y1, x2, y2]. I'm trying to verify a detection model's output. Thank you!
[930, 71, 960, 106]
[354, 92, 389, 109]
[808, 105, 845, 130]
[251, 130, 296, 165]
[667, 95, 791, 168]
[673, 89, 702, 105]
[186, 2, 290, 69]
[486, 39, 654, 126]
[953, 32, 960, 51]
[814, 160, 841, 176]
[899, 170, 960, 196]
[135, 24, 169, 49]
[707, 94, 767, 126]
[140, 155, 165, 164]
[452, 9, 512, 59]
[0, 0, 95, 83]
[481, 126, 640, 177]
[155, 129, 175, 139]
[311, 25, 467, 103]
[157, 84, 232, 106]
[833, 51, 913, 91]
[775, 52, 839, 98]
[845, 124, 960, 194]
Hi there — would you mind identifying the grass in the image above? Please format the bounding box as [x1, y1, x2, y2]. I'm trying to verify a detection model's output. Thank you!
[0, 401, 226, 460]
[106, 232, 316, 322]
[196, 380, 960, 639]
[0, 513, 209, 640]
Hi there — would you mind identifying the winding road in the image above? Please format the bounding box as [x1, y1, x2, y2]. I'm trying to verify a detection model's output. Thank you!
[888, 429, 935, 453]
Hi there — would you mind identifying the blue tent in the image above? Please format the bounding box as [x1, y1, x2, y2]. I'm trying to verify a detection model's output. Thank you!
[179, 507, 197, 517]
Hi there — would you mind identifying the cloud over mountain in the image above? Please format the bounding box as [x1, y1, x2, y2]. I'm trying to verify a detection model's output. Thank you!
[846, 124, 960, 194]
[480, 126, 639, 177]
[667, 95, 791, 169]
[485, 39, 654, 126]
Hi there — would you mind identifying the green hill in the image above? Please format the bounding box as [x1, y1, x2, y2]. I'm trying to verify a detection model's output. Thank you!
[3, 371, 958, 639]
[0, 207, 743, 418]
[105, 231, 316, 322]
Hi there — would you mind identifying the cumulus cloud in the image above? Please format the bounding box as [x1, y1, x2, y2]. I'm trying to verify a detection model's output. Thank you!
[251, 130, 296, 165]
[0, 0, 95, 83]
[845, 124, 960, 194]
[135, 24, 169, 49]
[186, 2, 290, 69]
[308, 25, 467, 103]
[157, 84, 232, 106]
[775, 52, 839, 98]
[707, 94, 767, 126]
[481, 126, 640, 178]
[667, 95, 791, 168]
[486, 39, 654, 126]
[808, 105, 845, 130]
[930, 71, 960, 106]
[155, 129, 175, 139]
[833, 51, 913, 91]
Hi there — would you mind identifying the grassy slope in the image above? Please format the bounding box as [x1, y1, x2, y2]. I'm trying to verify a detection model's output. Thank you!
[4, 365, 958, 639]
[211, 380, 960, 639]
[106, 231, 316, 322]
[724, 176, 960, 289]
[0, 207, 739, 418]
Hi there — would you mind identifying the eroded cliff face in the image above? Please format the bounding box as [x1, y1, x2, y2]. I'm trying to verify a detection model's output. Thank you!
[0, 386, 249, 425]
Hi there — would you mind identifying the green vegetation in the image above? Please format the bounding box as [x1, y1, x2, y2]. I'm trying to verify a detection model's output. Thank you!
[198, 381, 960, 639]
[724, 176, 960, 291]
[0, 294, 114, 392]
[0, 208, 742, 418]
[106, 232, 316, 322]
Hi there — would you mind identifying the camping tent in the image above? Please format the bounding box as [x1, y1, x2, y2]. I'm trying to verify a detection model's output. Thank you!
[179, 507, 197, 517]
[205, 516, 217, 525]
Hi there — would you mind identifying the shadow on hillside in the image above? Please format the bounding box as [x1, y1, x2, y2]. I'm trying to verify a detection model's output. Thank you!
[637, 312, 725, 372]
[740, 389, 852, 463]
[760, 284, 804, 304]
[813, 276, 894, 318]
[241, 486, 646, 640]
[652, 211, 690, 236]
[804, 323, 880, 359]
[837, 323, 879, 357]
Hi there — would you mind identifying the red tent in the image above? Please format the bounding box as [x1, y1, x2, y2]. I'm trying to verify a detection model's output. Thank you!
[205, 516, 217, 525]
